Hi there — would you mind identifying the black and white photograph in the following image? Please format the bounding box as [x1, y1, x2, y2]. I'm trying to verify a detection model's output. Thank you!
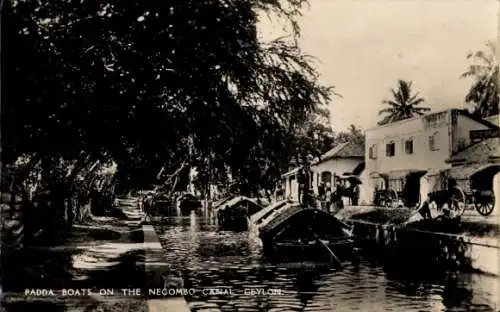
[1, 0, 499, 311]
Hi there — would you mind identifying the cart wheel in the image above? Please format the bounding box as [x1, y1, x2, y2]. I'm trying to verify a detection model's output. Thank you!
[475, 197, 495, 216]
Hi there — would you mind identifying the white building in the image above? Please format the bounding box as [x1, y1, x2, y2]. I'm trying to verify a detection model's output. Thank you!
[364, 109, 499, 204]
[281, 167, 301, 201]
[310, 141, 364, 189]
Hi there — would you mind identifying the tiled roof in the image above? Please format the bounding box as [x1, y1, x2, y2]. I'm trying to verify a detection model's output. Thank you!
[447, 138, 500, 164]
[313, 141, 365, 165]
[281, 167, 300, 178]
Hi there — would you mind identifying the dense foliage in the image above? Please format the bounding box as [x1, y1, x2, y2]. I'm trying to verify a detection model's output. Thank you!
[461, 41, 499, 118]
[2, 0, 335, 199]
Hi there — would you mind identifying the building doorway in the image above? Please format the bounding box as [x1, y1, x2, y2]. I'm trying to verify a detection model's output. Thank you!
[403, 170, 427, 208]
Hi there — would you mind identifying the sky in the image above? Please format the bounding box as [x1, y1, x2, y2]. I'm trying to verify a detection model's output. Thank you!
[258, 0, 499, 132]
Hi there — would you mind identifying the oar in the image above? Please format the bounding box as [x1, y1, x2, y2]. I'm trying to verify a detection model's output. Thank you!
[308, 226, 342, 267]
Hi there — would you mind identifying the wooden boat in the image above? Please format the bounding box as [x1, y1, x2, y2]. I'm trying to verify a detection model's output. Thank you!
[177, 193, 202, 216]
[212, 196, 237, 210]
[249, 199, 291, 230]
[216, 196, 264, 231]
[253, 202, 355, 266]
[152, 193, 175, 215]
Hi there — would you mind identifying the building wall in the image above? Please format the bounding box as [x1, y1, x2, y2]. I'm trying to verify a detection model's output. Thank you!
[283, 175, 299, 201]
[494, 172, 500, 213]
[364, 110, 493, 204]
[310, 158, 363, 193]
[453, 113, 490, 152]
[358, 168, 372, 205]
[365, 112, 451, 176]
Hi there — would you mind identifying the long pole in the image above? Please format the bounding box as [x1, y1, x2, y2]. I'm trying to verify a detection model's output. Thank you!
[308, 226, 342, 267]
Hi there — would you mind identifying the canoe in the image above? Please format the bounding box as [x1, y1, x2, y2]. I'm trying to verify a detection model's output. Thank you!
[216, 196, 264, 231]
[255, 203, 355, 265]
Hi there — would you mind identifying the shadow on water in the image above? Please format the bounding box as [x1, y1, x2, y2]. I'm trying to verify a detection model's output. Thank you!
[154, 213, 500, 312]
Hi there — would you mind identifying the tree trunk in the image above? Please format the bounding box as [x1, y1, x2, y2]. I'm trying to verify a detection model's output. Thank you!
[78, 201, 92, 223]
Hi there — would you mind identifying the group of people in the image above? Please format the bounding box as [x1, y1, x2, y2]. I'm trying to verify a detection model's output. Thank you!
[295, 165, 360, 212]
[316, 179, 360, 212]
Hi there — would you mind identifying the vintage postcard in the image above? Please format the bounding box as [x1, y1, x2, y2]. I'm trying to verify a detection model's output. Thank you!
[1, 0, 499, 311]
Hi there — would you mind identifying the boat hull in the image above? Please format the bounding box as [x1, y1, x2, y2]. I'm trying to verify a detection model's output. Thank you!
[218, 216, 249, 231]
[263, 238, 355, 262]
[179, 199, 202, 215]
[256, 205, 355, 264]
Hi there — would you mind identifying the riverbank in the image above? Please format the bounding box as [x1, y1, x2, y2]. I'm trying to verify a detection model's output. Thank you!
[1, 198, 189, 312]
[336, 205, 500, 277]
[336, 205, 500, 238]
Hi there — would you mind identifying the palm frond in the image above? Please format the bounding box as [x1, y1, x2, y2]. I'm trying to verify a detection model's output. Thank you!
[408, 98, 425, 106]
[398, 79, 412, 102]
[378, 107, 396, 115]
[379, 79, 429, 124]
[381, 100, 401, 108]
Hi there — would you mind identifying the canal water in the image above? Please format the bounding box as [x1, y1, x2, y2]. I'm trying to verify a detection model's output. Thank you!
[155, 212, 500, 312]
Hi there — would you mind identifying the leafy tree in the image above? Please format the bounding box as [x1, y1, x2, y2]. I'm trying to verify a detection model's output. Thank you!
[334, 124, 364, 145]
[461, 41, 499, 118]
[378, 79, 430, 125]
[2, 0, 333, 205]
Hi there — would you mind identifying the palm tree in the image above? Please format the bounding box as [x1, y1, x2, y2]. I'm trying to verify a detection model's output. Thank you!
[461, 41, 499, 118]
[378, 79, 430, 125]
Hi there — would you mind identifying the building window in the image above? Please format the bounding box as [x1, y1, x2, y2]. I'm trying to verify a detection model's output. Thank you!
[369, 145, 377, 159]
[386, 141, 395, 157]
[404, 139, 414, 154]
[389, 179, 403, 192]
[429, 132, 439, 151]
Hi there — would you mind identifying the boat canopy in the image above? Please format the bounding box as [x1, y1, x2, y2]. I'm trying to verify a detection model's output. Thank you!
[250, 200, 291, 225]
[216, 196, 263, 215]
[258, 205, 352, 242]
[176, 193, 197, 202]
[212, 196, 236, 210]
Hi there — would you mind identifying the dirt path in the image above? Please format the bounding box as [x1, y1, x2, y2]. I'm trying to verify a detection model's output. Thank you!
[1, 197, 149, 312]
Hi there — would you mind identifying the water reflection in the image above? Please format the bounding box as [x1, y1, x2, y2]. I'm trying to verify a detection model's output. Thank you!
[155, 214, 499, 312]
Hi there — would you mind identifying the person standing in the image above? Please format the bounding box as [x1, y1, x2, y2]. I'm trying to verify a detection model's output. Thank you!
[416, 174, 433, 220]
[318, 182, 325, 210]
[325, 182, 332, 212]
[297, 166, 306, 204]
[351, 183, 360, 206]
[331, 180, 344, 212]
